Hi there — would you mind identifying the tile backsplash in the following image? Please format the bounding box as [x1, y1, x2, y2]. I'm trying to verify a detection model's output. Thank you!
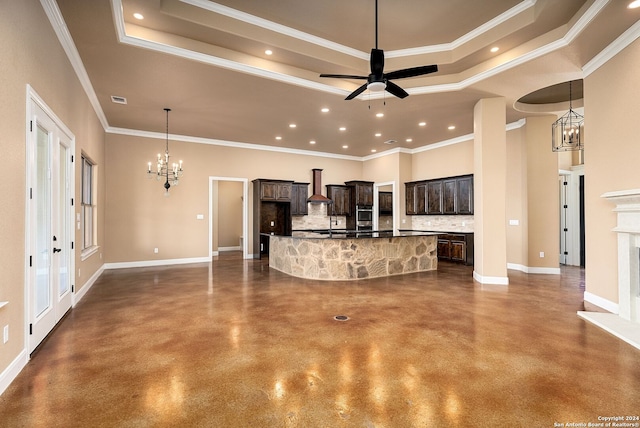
[410, 215, 474, 233]
[292, 203, 346, 230]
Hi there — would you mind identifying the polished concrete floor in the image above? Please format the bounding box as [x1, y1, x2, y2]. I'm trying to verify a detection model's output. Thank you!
[1, 254, 639, 427]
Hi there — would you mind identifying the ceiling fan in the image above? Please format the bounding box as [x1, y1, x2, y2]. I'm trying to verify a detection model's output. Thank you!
[319, 0, 438, 100]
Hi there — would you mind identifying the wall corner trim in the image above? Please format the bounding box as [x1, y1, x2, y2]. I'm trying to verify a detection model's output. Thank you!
[473, 270, 509, 285]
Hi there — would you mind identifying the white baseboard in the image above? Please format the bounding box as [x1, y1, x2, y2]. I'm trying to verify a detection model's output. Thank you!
[219, 246, 241, 252]
[104, 257, 210, 270]
[73, 264, 104, 307]
[473, 270, 509, 285]
[507, 263, 561, 274]
[583, 291, 619, 314]
[577, 311, 640, 351]
[211, 250, 219, 257]
[0, 349, 28, 396]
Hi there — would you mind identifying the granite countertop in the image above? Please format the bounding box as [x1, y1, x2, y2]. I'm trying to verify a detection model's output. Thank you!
[399, 229, 474, 234]
[266, 230, 441, 239]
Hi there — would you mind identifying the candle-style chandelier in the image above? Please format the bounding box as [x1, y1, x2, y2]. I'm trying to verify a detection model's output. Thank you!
[147, 108, 183, 195]
[552, 80, 584, 152]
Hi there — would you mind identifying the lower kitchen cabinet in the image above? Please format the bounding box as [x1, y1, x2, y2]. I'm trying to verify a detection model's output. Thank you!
[437, 233, 474, 265]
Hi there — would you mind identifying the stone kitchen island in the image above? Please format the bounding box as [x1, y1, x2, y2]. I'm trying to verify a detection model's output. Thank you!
[268, 231, 439, 280]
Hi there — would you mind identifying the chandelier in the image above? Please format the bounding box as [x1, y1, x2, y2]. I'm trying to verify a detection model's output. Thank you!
[147, 108, 183, 195]
[552, 81, 584, 152]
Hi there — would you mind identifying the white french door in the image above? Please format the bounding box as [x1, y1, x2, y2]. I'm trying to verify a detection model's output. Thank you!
[27, 95, 74, 353]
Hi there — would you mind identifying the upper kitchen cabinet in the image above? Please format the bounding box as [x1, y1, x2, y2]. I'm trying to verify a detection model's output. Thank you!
[326, 185, 352, 216]
[456, 175, 474, 214]
[405, 175, 473, 215]
[291, 182, 309, 216]
[257, 179, 293, 202]
[345, 181, 374, 207]
[427, 181, 443, 215]
[379, 192, 393, 215]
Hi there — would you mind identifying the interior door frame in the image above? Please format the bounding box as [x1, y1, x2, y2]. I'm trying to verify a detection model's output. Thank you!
[208, 176, 249, 259]
[25, 85, 76, 353]
[373, 181, 397, 233]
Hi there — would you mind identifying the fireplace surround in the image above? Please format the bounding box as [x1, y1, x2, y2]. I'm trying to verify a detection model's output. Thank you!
[578, 188, 640, 350]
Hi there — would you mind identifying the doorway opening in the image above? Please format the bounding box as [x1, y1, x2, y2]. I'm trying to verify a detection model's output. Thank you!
[373, 181, 397, 232]
[558, 166, 584, 267]
[209, 177, 249, 259]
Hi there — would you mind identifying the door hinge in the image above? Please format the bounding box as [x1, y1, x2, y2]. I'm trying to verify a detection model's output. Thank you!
[29, 324, 33, 335]
[29, 188, 33, 200]
[71, 198, 74, 206]
[71, 155, 74, 162]
[72, 284, 74, 293]
[29, 255, 32, 267]
[71, 242, 74, 250]
[30, 121, 33, 132]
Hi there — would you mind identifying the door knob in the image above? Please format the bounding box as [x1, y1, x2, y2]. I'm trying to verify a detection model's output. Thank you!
[53, 248, 62, 253]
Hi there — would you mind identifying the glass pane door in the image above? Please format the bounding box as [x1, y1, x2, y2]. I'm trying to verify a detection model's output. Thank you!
[35, 124, 51, 318]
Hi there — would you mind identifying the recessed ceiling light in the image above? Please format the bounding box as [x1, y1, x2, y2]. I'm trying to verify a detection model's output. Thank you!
[406, 138, 413, 143]
[375, 133, 382, 137]
[289, 123, 296, 128]
[629, 0, 640, 8]
[321, 108, 329, 113]
[265, 49, 273, 55]
[309, 140, 316, 145]
[371, 149, 377, 153]
[339, 127, 346, 131]
[342, 145, 348, 149]
[448, 125, 456, 130]
[376, 113, 384, 118]
[133, 12, 144, 20]
[490, 46, 499, 53]
[275, 136, 282, 140]
[418, 122, 427, 127]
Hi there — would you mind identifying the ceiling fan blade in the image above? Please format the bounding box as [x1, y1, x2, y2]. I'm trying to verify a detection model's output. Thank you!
[370, 48, 385, 77]
[385, 80, 409, 99]
[319, 73, 368, 80]
[345, 83, 369, 100]
[385, 64, 438, 80]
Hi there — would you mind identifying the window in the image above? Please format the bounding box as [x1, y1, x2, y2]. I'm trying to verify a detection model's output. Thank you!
[81, 155, 97, 255]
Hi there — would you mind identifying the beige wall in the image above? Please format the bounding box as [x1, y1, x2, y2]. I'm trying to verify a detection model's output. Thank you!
[0, 1, 105, 372]
[411, 140, 475, 179]
[525, 116, 560, 269]
[104, 133, 363, 260]
[584, 38, 640, 305]
[505, 127, 528, 267]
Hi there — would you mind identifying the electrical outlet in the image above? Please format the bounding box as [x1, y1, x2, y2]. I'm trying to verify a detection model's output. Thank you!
[3, 325, 8, 344]
[154, 248, 159, 254]
[270, 221, 275, 227]
[539, 251, 545, 258]
[78, 268, 81, 278]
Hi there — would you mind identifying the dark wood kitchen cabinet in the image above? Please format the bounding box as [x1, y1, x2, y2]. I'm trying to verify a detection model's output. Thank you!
[437, 233, 474, 265]
[379, 192, 393, 214]
[345, 180, 374, 207]
[291, 182, 309, 216]
[258, 180, 293, 202]
[326, 185, 351, 216]
[456, 175, 474, 214]
[405, 174, 474, 215]
[252, 179, 293, 259]
[427, 181, 443, 214]
[442, 178, 457, 214]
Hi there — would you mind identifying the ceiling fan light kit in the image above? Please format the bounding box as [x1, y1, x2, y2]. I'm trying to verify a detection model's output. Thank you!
[319, 0, 438, 100]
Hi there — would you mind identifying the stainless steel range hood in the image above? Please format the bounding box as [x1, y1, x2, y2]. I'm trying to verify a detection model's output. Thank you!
[307, 168, 333, 204]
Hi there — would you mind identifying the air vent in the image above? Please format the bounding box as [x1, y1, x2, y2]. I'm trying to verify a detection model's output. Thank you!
[111, 95, 127, 104]
[383, 139, 397, 145]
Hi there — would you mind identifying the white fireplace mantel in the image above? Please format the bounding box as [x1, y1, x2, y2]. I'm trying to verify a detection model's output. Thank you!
[577, 188, 640, 351]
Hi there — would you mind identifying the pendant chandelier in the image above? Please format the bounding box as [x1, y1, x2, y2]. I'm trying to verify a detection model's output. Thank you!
[552, 81, 584, 152]
[147, 108, 183, 195]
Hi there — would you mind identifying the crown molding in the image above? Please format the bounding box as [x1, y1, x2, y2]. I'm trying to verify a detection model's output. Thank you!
[40, 0, 109, 129]
[583, 18, 640, 77]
